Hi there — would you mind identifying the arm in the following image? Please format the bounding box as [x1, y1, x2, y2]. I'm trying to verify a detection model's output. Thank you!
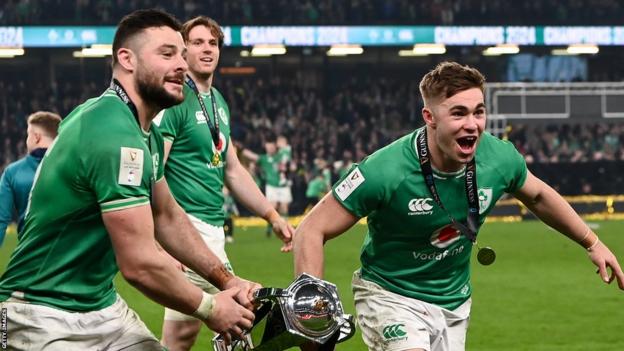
[163, 140, 173, 164]
[151, 177, 262, 305]
[241, 148, 260, 162]
[225, 140, 293, 251]
[514, 171, 624, 289]
[293, 193, 360, 278]
[0, 170, 15, 245]
[102, 200, 254, 337]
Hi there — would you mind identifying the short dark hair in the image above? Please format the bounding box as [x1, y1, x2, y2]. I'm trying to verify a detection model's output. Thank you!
[112, 9, 182, 66]
[419, 61, 486, 106]
[27, 111, 62, 138]
[181, 16, 225, 49]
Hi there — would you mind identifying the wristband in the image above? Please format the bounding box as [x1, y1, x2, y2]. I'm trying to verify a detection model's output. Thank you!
[191, 291, 216, 321]
[586, 237, 600, 252]
[263, 208, 281, 223]
[578, 227, 598, 249]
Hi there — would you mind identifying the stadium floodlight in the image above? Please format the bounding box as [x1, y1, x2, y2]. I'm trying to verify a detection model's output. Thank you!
[0, 48, 25, 58]
[326, 44, 364, 56]
[398, 49, 426, 57]
[73, 44, 112, 58]
[566, 44, 599, 54]
[551, 48, 575, 55]
[412, 43, 446, 55]
[482, 44, 520, 56]
[250, 44, 287, 56]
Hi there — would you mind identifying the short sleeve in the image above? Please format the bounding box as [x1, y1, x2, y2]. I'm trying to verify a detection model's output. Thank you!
[155, 105, 184, 143]
[81, 135, 152, 213]
[331, 158, 387, 218]
[502, 141, 528, 193]
[152, 129, 166, 183]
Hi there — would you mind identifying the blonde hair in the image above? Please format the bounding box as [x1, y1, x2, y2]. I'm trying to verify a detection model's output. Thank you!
[27, 111, 62, 137]
[181, 16, 224, 49]
[419, 61, 485, 106]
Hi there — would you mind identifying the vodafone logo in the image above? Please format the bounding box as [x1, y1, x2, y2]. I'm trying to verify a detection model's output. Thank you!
[408, 198, 433, 215]
[430, 224, 461, 248]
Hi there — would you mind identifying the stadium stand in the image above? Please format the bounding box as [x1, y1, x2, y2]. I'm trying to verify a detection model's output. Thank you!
[1, 0, 622, 25]
[1, 1, 623, 215]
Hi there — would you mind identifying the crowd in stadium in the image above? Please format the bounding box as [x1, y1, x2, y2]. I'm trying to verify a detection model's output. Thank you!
[2, 71, 624, 207]
[1, 0, 622, 25]
[509, 122, 624, 164]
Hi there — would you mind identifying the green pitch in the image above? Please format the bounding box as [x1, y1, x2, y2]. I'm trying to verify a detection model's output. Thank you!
[1, 220, 623, 350]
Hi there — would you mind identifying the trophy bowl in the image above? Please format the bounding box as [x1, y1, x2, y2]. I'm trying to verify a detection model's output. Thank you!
[213, 273, 355, 351]
[283, 274, 342, 341]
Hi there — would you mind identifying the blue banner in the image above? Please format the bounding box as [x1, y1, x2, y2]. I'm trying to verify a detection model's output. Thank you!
[1, 25, 623, 48]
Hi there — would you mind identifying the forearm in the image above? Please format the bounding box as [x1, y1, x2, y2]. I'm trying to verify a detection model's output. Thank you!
[226, 164, 275, 220]
[123, 248, 204, 315]
[293, 225, 326, 278]
[154, 201, 234, 289]
[522, 185, 594, 247]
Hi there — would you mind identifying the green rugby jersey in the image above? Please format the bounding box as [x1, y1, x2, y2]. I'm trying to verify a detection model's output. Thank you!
[277, 145, 291, 164]
[277, 146, 292, 186]
[258, 154, 281, 187]
[0, 89, 164, 312]
[156, 84, 231, 226]
[333, 127, 527, 310]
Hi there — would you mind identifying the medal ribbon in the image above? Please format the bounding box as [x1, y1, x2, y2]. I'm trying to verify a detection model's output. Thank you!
[415, 128, 479, 242]
[185, 75, 222, 153]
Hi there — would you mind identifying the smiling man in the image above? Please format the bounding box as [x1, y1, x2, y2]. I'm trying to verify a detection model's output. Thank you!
[0, 9, 259, 350]
[154, 16, 294, 351]
[294, 61, 624, 351]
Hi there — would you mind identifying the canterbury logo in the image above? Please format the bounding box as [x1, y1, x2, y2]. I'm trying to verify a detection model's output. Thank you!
[408, 198, 433, 213]
[383, 324, 407, 340]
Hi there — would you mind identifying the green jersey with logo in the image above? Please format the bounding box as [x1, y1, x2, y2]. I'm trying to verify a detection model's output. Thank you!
[156, 84, 231, 226]
[258, 154, 281, 187]
[0, 89, 164, 312]
[333, 128, 527, 310]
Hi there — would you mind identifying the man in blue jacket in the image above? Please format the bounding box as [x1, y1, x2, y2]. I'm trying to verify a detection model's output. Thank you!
[0, 111, 61, 245]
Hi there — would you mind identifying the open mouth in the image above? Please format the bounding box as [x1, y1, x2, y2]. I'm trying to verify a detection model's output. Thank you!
[456, 135, 478, 153]
[199, 57, 213, 63]
[165, 76, 184, 86]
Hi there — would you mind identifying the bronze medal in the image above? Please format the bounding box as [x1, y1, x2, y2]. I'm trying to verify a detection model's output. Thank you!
[212, 153, 220, 166]
[477, 246, 496, 265]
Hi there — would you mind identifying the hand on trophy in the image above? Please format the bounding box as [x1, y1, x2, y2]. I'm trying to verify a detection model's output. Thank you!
[224, 276, 263, 310]
[204, 287, 255, 345]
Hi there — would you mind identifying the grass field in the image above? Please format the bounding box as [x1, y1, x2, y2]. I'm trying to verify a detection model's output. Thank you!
[1, 220, 623, 350]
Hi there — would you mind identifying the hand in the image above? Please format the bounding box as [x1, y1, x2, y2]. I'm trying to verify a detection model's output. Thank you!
[270, 216, 295, 253]
[204, 287, 255, 344]
[223, 276, 263, 309]
[588, 240, 624, 289]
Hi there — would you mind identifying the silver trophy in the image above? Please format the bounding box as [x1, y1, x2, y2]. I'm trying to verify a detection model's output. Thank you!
[213, 273, 355, 351]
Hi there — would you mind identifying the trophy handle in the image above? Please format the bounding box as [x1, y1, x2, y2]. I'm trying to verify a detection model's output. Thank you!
[336, 314, 356, 343]
[253, 287, 289, 301]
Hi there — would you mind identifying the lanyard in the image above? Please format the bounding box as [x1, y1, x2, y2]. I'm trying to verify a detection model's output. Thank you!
[184, 75, 222, 151]
[110, 79, 155, 200]
[415, 129, 479, 242]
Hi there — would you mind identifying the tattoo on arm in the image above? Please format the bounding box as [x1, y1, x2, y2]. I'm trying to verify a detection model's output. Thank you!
[209, 265, 234, 289]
